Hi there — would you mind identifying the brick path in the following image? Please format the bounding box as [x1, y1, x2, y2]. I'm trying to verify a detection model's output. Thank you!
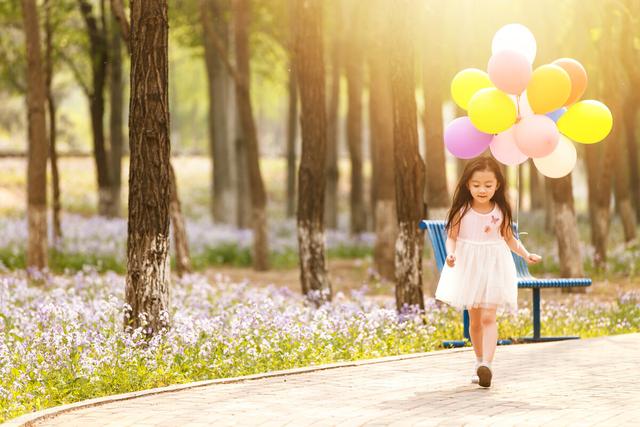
[11, 333, 640, 426]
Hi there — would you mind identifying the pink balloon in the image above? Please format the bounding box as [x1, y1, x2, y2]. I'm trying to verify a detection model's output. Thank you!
[514, 115, 559, 158]
[490, 127, 528, 165]
[487, 50, 532, 95]
[444, 116, 493, 159]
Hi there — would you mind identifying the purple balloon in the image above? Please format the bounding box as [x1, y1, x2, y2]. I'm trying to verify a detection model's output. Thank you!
[444, 116, 493, 159]
[546, 107, 567, 123]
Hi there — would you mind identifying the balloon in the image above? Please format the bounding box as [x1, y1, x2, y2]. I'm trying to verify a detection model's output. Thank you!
[546, 107, 567, 123]
[490, 127, 528, 166]
[468, 88, 517, 134]
[514, 114, 559, 158]
[527, 64, 571, 114]
[487, 50, 532, 95]
[444, 116, 493, 159]
[492, 23, 537, 64]
[552, 58, 588, 106]
[533, 135, 577, 178]
[450, 68, 493, 110]
[557, 100, 613, 144]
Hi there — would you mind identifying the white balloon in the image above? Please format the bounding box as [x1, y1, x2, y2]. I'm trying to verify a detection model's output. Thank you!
[492, 24, 537, 64]
[533, 135, 577, 178]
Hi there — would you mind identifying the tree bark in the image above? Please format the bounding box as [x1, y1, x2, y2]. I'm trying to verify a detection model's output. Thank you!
[233, 0, 269, 270]
[125, 0, 171, 336]
[201, 0, 235, 224]
[548, 175, 586, 294]
[613, 112, 637, 242]
[286, 55, 298, 218]
[78, 0, 114, 217]
[109, 12, 124, 217]
[22, 0, 48, 270]
[324, 5, 341, 230]
[421, 10, 449, 214]
[44, 0, 62, 244]
[294, 0, 332, 304]
[368, 0, 397, 282]
[344, 0, 366, 234]
[390, 0, 426, 311]
[169, 164, 192, 277]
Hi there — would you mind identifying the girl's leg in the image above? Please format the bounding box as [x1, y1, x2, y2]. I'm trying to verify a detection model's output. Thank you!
[468, 307, 483, 359]
[480, 307, 498, 362]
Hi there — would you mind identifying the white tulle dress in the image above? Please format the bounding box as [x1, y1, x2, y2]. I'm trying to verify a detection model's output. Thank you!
[435, 203, 518, 312]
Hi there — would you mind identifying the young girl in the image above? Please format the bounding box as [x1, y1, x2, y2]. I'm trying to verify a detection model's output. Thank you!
[435, 157, 541, 388]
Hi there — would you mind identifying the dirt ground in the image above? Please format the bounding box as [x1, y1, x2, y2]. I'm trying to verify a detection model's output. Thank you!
[205, 258, 638, 304]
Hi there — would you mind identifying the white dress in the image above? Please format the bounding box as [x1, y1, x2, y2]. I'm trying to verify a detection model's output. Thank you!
[435, 203, 518, 312]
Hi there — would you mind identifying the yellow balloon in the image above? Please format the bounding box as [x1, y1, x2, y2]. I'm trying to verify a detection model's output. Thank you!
[450, 68, 493, 110]
[557, 100, 613, 144]
[468, 88, 517, 134]
[527, 64, 571, 114]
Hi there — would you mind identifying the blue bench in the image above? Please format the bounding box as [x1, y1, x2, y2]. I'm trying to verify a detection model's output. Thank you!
[419, 220, 592, 346]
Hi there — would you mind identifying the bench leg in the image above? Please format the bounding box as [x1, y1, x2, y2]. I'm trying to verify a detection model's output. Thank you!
[522, 288, 580, 343]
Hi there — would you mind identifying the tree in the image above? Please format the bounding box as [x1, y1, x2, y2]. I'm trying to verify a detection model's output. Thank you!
[294, 0, 331, 303]
[390, 0, 426, 311]
[200, 0, 235, 224]
[233, 0, 269, 270]
[22, 0, 48, 270]
[367, 0, 397, 281]
[421, 3, 449, 214]
[108, 5, 125, 218]
[125, 0, 171, 335]
[285, 0, 297, 218]
[170, 165, 192, 277]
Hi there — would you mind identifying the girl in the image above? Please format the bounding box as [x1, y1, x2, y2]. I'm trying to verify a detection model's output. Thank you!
[435, 157, 541, 388]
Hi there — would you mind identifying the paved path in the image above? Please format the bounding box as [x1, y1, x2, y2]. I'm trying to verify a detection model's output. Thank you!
[19, 334, 640, 426]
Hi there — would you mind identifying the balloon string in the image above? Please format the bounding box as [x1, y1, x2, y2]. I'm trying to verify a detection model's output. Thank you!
[516, 94, 521, 123]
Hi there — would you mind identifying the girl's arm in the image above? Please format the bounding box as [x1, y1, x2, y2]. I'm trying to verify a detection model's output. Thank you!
[445, 217, 460, 267]
[504, 227, 541, 264]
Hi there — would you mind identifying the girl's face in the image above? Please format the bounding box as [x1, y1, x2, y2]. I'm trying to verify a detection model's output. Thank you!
[467, 169, 499, 204]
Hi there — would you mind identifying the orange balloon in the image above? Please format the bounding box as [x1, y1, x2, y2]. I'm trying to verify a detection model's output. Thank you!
[553, 58, 588, 106]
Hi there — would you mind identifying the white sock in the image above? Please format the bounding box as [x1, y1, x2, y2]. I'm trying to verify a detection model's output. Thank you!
[475, 357, 482, 369]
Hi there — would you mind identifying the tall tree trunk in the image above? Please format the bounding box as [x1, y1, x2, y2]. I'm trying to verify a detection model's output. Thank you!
[344, 0, 366, 234]
[286, 56, 298, 218]
[235, 118, 252, 228]
[548, 175, 586, 294]
[613, 117, 637, 243]
[625, 96, 640, 222]
[201, 0, 234, 224]
[294, 0, 331, 304]
[169, 164, 192, 277]
[22, 0, 48, 270]
[125, 0, 171, 336]
[78, 0, 114, 217]
[109, 12, 124, 217]
[233, 0, 269, 271]
[324, 6, 341, 230]
[44, 0, 61, 244]
[391, 0, 426, 311]
[529, 160, 545, 210]
[422, 10, 448, 215]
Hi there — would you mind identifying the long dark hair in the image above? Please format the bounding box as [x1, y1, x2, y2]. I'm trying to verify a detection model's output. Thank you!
[445, 157, 513, 237]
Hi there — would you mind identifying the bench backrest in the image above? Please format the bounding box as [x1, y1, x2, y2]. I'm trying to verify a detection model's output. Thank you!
[421, 220, 531, 278]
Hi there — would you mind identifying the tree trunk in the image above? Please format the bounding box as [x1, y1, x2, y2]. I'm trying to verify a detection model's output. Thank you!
[78, 0, 114, 217]
[344, 1, 366, 234]
[294, 0, 332, 304]
[390, 0, 425, 311]
[169, 164, 192, 277]
[613, 112, 637, 243]
[125, 0, 171, 336]
[233, 0, 269, 271]
[368, 0, 397, 282]
[235, 121, 252, 228]
[324, 6, 341, 230]
[109, 12, 124, 217]
[529, 160, 545, 210]
[286, 55, 298, 218]
[548, 175, 586, 294]
[22, 0, 48, 270]
[422, 12, 448, 215]
[624, 97, 640, 222]
[44, 0, 62, 244]
[201, 0, 234, 224]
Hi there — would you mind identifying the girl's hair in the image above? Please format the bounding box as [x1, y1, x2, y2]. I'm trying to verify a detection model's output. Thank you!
[445, 156, 513, 237]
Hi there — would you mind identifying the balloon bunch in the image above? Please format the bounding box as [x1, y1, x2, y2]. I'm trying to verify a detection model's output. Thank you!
[445, 24, 613, 178]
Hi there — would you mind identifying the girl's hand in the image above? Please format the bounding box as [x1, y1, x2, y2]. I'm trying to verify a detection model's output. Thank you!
[446, 254, 456, 267]
[527, 253, 542, 264]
